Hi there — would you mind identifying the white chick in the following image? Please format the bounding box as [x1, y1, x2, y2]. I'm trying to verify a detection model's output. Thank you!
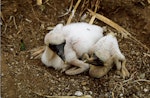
[42, 22, 104, 75]
[89, 33, 129, 78]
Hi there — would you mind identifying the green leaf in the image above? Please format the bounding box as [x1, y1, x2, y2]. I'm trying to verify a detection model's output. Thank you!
[20, 39, 26, 51]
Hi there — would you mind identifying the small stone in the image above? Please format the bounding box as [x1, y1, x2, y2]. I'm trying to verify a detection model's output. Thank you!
[70, 79, 75, 82]
[10, 48, 14, 51]
[83, 86, 90, 91]
[74, 91, 83, 96]
[50, 87, 54, 91]
[135, 52, 140, 56]
[67, 92, 72, 96]
[30, 56, 33, 59]
[81, 81, 87, 86]
[11, 62, 15, 65]
[40, 24, 45, 30]
[1, 73, 4, 77]
[25, 18, 32, 23]
[144, 88, 148, 92]
[120, 93, 123, 97]
[140, 73, 145, 79]
[89, 91, 93, 95]
[15, 61, 19, 64]
[37, 74, 39, 76]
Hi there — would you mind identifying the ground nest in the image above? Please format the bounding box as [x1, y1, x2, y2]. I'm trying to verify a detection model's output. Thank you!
[1, 0, 150, 98]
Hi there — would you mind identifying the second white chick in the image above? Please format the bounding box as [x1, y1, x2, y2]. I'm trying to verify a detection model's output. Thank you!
[89, 33, 129, 78]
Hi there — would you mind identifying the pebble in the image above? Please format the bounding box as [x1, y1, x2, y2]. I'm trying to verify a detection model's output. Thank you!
[70, 79, 75, 82]
[67, 92, 72, 96]
[81, 81, 87, 86]
[120, 93, 123, 97]
[74, 91, 83, 96]
[83, 86, 90, 91]
[30, 56, 33, 59]
[1, 73, 4, 77]
[11, 62, 15, 65]
[10, 48, 14, 51]
[36, 74, 39, 76]
[15, 61, 19, 64]
[144, 88, 148, 92]
[89, 91, 93, 95]
[25, 18, 32, 23]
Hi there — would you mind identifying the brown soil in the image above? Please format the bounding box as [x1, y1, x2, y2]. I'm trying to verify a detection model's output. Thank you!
[1, 0, 150, 98]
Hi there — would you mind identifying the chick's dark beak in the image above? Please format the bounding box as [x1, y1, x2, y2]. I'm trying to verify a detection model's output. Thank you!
[49, 42, 66, 61]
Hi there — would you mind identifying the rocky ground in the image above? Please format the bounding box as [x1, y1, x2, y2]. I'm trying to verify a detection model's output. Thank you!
[1, 0, 150, 98]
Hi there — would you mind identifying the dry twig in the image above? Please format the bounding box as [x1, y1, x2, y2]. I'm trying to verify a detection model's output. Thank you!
[89, 0, 100, 24]
[0, 11, 5, 23]
[67, 0, 81, 24]
[132, 79, 150, 84]
[29, 46, 45, 59]
[2, 24, 8, 34]
[12, 16, 18, 29]
[88, 9, 130, 38]
[88, 9, 149, 51]
[143, 53, 150, 57]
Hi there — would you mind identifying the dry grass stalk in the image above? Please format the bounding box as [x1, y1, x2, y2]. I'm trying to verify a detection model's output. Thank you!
[29, 46, 45, 59]
[88, 9, 149, 51]
[89, 0, 100, 24]
[88, 9, 130, 38]
[67, 0, 81, 24]
[0, 11, 5, 23]
[143, 53, 150, 57]
[37, 0, 42, 5]
[132, 79, 150, 84]
[148, 0, 150, 4]
[46, 26, 54, 30]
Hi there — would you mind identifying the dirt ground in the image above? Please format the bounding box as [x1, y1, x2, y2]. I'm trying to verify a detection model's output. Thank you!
[1, 0, 150, 98]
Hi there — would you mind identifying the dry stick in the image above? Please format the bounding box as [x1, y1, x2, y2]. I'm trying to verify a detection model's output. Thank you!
[132, 79, 150, 83]
[67, 0, 81, 24]
[17, 27, 23, 34]
[37, 0, 42, 5]
[143, 53, 150, 57]
[111, 92, 115, 98]
[88, 9, 130, 37]
[88, 9, 149, 51]
[13, 16, 18, 29]
[32, 47, 45, 57]
[89, 0, 100, 24]
[29, 46, 45, 59]
[46, 26, 54, 30]
[0, 11, 5, 23]
[79, 0, 87, 17]
[3, 24, 7, 34]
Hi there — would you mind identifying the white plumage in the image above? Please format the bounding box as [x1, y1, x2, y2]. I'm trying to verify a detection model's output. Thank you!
[89, 33, 129, 78]
[42, 22, 104, 74]
[91, 33, 125, 62]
